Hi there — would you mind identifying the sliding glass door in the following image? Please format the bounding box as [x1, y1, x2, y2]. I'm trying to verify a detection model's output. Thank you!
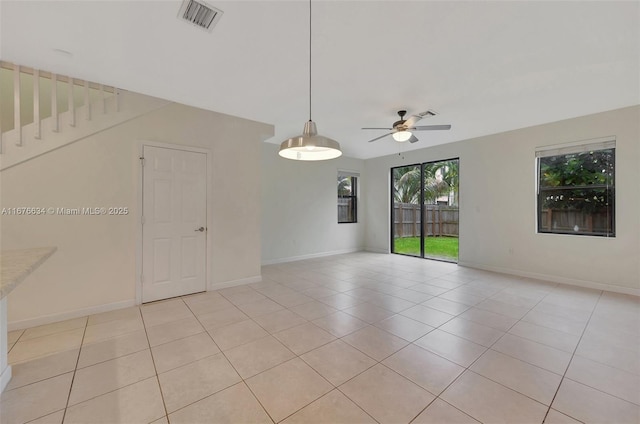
[391, 159, 459, 262]
[391, 165, 422, 256]
[423, 159, 459, 261]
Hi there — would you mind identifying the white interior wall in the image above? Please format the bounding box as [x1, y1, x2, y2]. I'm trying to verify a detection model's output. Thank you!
[1, 100, 273, 327]
[364, 106, 640, 293]
[261, 143, 365, 264]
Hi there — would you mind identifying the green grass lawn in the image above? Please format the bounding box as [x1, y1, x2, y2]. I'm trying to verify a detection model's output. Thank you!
[393, 236, 459, 261]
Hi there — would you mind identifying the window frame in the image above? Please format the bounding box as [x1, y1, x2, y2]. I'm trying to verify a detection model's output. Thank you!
[536, 139, 615, 238]
[338, 174, 358, 224]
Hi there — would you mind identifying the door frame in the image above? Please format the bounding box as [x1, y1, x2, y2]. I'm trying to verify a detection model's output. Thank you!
[135, 141, 212, 305]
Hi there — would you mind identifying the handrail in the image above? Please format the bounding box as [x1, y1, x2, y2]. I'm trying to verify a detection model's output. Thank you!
[0, 61, 116, 92]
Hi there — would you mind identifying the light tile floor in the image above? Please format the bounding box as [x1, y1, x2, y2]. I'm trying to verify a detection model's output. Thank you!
[2, 252, 639, 423]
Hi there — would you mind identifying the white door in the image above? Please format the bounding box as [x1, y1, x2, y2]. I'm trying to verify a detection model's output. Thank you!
[142, 145, 207, 303]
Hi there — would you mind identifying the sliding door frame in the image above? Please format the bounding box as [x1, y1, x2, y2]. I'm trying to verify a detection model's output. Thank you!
[390, 157, 460, 263]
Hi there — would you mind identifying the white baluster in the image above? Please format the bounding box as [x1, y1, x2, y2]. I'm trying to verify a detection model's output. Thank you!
[33, 69, 41, 139]
[14, 65, 22, 146]
[99, 84, 106, 114]
[68, 77, 75, 127]
[84, 80, 91, 121]
[51, 73, 59, 132]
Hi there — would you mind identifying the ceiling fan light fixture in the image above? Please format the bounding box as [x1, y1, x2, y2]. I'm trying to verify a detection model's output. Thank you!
[393, 131, 412, 142]
[279, 120, 342, 161]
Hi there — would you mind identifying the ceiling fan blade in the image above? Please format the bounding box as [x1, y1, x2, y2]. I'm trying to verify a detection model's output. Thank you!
[362, 127, 393, 130]
[366, 132, 395, 143]
[411, 124, 452, 131]
[408, 134, 419, 143]
[403, 114, 423, 128]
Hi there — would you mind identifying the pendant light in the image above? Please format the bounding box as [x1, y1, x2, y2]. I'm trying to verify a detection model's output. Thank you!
[279, 0, 342, 161]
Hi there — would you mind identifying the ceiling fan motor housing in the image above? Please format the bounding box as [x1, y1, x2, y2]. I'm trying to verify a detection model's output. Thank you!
[393, 110, 408, 129]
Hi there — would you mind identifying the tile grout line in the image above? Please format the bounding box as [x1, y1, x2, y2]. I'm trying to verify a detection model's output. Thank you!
[9, 255, 635, 424]
[188, 288, 382, 423]
[457, 280, 561, 411]
[139, 303, 170, 423]
[403, 276, 558, 423]
[459, 281, 601, 422]
[59, 316, 89, 424]
[6, 328, 26, 355]
[540, 290, 603, 423]
[10, 330, 86, 424]
[272, 353, 373, 423]
[11, 317, 164, 422]
[51, 313, 164, 420]
[87, 281, 541, 423]
[182, 295, 278, 424]
[403, 329, 498, 418]
[410, 398, 479, 424]
[323, 268, 468, 422]
[149, 295, 275, 416]
[289, 387, 381, 424]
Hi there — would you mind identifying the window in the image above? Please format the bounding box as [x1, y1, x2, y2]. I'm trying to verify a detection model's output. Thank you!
[338, 172, 358, 223]
[536, 140, 615, 237]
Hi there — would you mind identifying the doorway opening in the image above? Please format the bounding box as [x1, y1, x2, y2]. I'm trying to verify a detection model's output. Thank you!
[391, 158, 459, 262]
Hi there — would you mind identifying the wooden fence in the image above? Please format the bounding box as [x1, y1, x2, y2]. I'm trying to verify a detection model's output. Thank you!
[393, 203, 459, 237]
[540, 208, 613, 234]
[338, 198, 355, 223]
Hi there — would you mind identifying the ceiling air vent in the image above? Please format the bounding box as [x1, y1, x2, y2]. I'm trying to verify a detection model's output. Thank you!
[178, 0, 223, 33]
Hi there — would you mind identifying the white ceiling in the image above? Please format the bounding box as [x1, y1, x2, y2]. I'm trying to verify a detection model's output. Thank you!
[1, 1, 638, 159]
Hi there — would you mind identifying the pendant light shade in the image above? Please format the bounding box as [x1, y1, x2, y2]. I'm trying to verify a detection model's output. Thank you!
[279, 121, 342, 161]
[278, 0, 342, 161]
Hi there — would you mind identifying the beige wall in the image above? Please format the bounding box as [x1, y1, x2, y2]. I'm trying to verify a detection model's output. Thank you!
[261, 143, 366, 264]
[364, 106, 640, 293]
[1, 101, 273, 326]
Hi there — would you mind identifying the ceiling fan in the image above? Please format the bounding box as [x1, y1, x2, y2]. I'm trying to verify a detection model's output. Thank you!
[362, 110, 451, 143]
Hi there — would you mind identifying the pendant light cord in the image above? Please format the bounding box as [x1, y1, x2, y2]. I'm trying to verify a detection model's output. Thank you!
[309, 0, 312, 122]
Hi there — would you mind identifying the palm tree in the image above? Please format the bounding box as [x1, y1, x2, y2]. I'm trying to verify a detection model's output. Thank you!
[394, 161, 459, 205]
[393, 167, 421, 204]
[423, 162, 451, 204]
[338, 176, 352, 196]
[437, 160, 459, 206]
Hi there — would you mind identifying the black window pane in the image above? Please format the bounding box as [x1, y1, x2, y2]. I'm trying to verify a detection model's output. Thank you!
[338, 175, 357, 223]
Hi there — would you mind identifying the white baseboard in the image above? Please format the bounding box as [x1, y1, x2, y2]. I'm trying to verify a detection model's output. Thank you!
[365, 246, 389, 254]
[209, 275, 262, 291]
[7, 276, 263, 331]
[0, 365, 11, 393]
[8, 299, 136, 331]
[261, 248, 363, 266]
[458, 261, 640, 296]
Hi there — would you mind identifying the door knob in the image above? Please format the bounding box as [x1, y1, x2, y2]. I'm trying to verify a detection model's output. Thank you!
[195, 227, 205, 232]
